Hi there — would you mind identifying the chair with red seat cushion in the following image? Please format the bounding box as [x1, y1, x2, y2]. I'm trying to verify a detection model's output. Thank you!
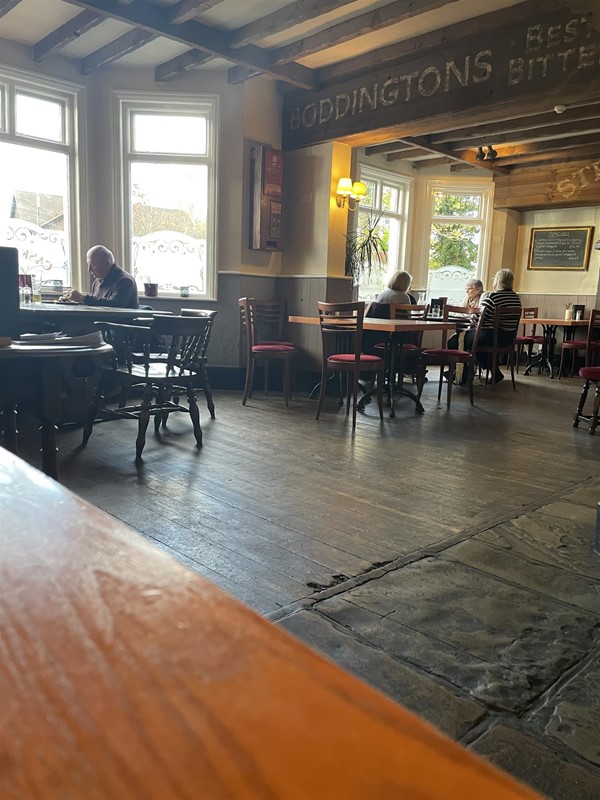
[515, 306, 543, 373]
[373, 304, 428, 388]
[573, 366, 600, 435]
[418, 304, 477, 409]
[238, 297, 298, 406]
[558, 308, 600, 378]
[316, 301, 384, 430]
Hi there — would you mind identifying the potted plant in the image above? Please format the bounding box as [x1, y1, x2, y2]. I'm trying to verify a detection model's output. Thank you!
[344, 211, 388, 286]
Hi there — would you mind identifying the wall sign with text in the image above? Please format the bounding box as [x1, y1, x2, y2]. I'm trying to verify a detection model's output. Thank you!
[282, 10, 600, 150]
[527, 226, 595, 271]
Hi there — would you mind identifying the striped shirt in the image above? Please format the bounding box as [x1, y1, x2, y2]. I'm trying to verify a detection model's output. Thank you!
[479, 289, 522, 331]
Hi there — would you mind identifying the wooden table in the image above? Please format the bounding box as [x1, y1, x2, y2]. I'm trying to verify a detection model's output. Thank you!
[19, 302, 167, 334]
[521, 317, 588, 378]
[0, 341, 112, 479]
[0, 448, 540, 800]
[289, 315, 456, 413]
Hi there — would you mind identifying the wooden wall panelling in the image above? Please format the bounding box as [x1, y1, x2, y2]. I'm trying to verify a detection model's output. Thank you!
[494, 160, 600, 210]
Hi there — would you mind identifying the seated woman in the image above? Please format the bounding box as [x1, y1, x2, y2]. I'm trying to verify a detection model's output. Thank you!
[375, 270, 414, 305]
[461, 278, 484, 308]
[448, 268, 522, 385]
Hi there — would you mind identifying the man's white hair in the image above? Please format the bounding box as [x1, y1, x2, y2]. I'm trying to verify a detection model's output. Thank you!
[87, 245, 114, 265]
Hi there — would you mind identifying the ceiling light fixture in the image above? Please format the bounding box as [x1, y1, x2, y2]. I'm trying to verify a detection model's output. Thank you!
[485, 145, 498, 161]
[335, 178, 367, 210]
[554, 104, 567, 114]
[475, 146, 485, 161]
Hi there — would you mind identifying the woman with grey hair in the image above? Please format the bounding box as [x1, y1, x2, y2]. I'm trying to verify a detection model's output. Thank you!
[461, 277, 484, 308]
[375, 270, 414, 305]
[448, 268, 522, 384]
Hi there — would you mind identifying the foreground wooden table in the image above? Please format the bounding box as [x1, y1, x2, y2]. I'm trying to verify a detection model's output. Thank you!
[0, 450, 540, 800]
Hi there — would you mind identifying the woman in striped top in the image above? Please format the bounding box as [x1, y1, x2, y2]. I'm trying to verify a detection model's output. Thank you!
[449, 268, 522, 384]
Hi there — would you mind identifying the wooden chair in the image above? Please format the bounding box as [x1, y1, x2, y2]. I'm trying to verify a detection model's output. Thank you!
[573, 366, 600, 435]
[558, 309, 600, 378]
[474, 305, 520, 390]
[180, 308, 218, 417]
[316, 301, 384, 430]
[418, 304, 477, 409]
[515, 306, 543, 373]
[238, 297, 297, 406]
[374, 304, 428, 388]
[82, 315, 213, 460]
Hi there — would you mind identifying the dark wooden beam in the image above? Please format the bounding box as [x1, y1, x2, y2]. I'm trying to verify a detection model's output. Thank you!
[33, 10, 104, 62]
[272, 0, 462, 66]
[450, 163, 476, 172]
[412, 157, 452, 169]
[315, 0, 560, 86]
[229, 0, 356, 49]
[0, 0, 23, 18]
[365, 141, 412, 156]
[66, 0, 317, 89]
[168, 0, 225, 25]
[558, 1, 600, 32]
[155, 48, 214, 82]
[402, 135, 510, 174]
[227, 65, 261, 85]
[386, 147, 432, 161]
[80, 28, 157, 74]
[492, 133, 600, 159]
[431, 104, 600, 144]
[444, 120, 600, 149]
[494, 144, 600, 166]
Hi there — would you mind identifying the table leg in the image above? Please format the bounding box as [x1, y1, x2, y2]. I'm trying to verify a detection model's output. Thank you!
[35, 360, 62, 480]
[1, 404, 19, 454]
[523, 324, 556, 378]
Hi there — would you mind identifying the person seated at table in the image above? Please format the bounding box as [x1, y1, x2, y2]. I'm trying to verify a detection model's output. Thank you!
[375, 270, 415, 305]
[460, 277, 484, 308]
[61, 245, 139, 308]
[448, 268, 522, 385]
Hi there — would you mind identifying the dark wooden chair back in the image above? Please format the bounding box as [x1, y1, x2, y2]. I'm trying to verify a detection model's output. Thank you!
[440, 304, 476, 347]
[471, 305, 520, 387]
[317, 301, 365, 362]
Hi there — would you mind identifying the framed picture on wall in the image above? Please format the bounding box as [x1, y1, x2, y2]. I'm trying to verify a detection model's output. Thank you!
[527, 226, 594, 271]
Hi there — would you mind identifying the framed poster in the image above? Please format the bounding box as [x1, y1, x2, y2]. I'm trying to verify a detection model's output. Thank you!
[527, 226, 594, 271]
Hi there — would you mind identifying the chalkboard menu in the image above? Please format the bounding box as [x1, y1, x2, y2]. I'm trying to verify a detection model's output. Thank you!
[527, 226, 594, 271]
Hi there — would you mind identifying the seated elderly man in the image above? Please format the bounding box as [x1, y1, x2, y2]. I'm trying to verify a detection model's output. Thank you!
[62, 245, 139, 308]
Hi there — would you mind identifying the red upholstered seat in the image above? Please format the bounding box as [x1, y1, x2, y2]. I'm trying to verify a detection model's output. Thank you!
[239, 297, 298, 406]
[253, 344, 296, 352]
[573, 363, 600, 435]
[316, 301, 385, 430]
[329, 353, 382, 363]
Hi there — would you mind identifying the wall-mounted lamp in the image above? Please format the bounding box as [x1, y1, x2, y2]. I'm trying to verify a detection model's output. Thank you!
[336, 178, 367, 210]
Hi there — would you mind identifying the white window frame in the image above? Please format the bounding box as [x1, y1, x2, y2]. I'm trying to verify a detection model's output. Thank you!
[417, 177, 494, 290]
[0, 67, 83, 288]
[357, 164, 412, 275]
[115, 91, 218, 301]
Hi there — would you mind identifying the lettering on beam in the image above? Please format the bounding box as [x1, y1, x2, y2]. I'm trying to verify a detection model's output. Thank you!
[555, 159, 600, 199]
[282, 11, 600, 150]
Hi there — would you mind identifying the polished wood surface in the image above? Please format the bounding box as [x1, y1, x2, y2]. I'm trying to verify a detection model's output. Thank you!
[289, 314, 456, 333]
[0, 448, 540, 800]
[519, 317, 589, 327]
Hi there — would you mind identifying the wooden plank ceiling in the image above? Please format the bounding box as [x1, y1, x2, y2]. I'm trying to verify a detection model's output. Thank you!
[0, 0, 599, 173]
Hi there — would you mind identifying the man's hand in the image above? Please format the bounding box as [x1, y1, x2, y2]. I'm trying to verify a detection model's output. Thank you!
[63, 289, 83, 303]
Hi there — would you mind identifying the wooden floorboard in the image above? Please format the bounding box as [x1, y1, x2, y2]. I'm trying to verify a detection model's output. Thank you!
[15, 370, 599, 612]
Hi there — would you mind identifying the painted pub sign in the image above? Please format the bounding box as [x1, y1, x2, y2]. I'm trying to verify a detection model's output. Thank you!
[282, 9, 600, 150]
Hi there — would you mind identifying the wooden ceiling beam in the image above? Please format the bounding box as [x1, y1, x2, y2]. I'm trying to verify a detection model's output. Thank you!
[315, 0, 555, 86]
[386, 148, 432, 161]
[33, 10, 104, 62]
[402, 135, 510, 174]
[80, 28, 156, 74]
[558, 1, 600, 32]
[155, 48, 214, 82]
[0, 0, 23, 18]
[447, 123, 600, 150]
[494, 144, 600, 166]
[65, 0, 317, 89]
[228, 0, 356, 50]
[431, 104, 600, 144]
[271, 0, 462, 66]
[365, 141, 410, 156]
[168, 0, 225, 26]
[492, 133, 600, 158]
[412, 157, 452, 169]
